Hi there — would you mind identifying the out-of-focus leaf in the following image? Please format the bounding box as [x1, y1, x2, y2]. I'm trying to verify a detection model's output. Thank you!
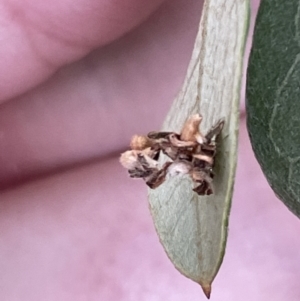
[247, 0, 300, 217]
[148, 0, 250, 298]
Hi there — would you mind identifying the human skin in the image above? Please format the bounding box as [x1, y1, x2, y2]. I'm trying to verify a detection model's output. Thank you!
[1, 0, 300, 300]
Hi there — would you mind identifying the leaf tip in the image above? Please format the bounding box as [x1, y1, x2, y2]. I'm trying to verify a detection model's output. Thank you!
[201, 283, 212, 299]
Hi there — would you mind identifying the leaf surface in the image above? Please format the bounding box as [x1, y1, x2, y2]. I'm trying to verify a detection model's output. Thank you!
[148, 0, 250, 297]
[247, 0, 300, 217]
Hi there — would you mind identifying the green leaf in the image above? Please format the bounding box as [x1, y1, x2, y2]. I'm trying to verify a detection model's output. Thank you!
[246, 0, 300, 217]
[148, 0, 250, 298]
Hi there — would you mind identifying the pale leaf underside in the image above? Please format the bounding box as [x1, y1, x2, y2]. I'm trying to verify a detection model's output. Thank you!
[148, 0, 249, 297]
